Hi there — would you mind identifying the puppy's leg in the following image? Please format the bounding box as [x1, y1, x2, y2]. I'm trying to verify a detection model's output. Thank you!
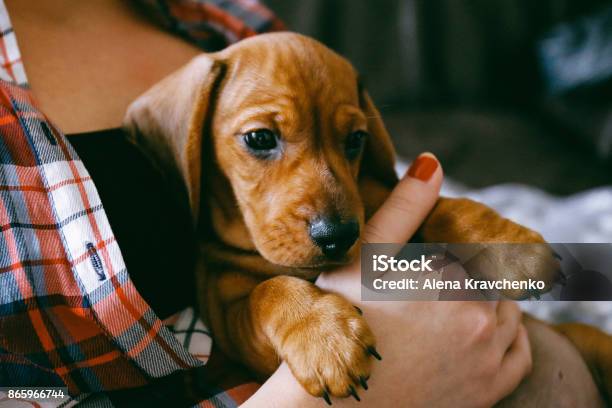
[419, 197, 560, 299]
[554, 323, 612, 405]
[225, 275, 376, 400]
[361, 181, 560, 299]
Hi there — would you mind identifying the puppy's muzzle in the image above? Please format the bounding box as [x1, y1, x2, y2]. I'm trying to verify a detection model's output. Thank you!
[309, 217, 359, 259]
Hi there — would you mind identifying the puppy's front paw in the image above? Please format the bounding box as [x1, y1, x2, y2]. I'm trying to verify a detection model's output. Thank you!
[423, 198, 562, 299]
[458, 230, 561, 299]
[280, 294, 376, 403]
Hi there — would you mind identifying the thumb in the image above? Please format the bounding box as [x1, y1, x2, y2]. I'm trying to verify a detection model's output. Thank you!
[362, 152, 443, 244]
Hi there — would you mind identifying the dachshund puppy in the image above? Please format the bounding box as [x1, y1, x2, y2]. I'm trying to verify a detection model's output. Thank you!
[124, 33, 611, 404]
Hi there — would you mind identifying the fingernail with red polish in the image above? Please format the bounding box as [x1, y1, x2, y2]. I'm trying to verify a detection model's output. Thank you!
[407, 153, 438, 182]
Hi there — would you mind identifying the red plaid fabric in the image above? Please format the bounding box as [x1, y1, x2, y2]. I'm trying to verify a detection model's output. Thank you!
[0, 1, 283, 406]
[139, 0, 285, 51]
[0, 0, 27, 86]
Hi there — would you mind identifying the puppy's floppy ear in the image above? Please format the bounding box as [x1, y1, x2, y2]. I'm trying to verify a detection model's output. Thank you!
[358, 86, 399, 216]
[124, 55, 225, 222]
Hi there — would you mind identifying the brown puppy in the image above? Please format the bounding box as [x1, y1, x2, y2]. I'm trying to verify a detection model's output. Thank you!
[124, 33, 612, 404]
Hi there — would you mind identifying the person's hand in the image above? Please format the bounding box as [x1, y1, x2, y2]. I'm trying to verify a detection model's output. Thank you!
[243, 153, 532, 408]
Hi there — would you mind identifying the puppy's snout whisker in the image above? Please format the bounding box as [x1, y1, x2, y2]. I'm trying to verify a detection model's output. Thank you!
[309, 217, 359, 259]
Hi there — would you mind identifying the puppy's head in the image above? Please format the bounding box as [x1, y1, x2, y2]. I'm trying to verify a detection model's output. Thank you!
[125, 33, 397, 270]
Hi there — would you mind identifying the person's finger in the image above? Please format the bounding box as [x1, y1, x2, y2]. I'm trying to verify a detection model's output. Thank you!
[493, 301, 522, 354]
[362, 152, 443, 244]
[493, 324, 533, 398]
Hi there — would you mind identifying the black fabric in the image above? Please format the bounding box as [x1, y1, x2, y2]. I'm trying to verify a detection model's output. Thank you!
[67, 129, 196, 319]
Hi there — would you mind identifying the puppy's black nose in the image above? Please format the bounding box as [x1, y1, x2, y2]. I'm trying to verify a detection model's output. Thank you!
[309, 217, 359, 259]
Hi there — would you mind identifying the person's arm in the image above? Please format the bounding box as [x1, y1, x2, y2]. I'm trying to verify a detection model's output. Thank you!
[242, 153, 532, 407]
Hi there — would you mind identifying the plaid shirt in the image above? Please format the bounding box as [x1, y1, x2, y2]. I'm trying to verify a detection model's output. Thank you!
[0, 1, 283, 406]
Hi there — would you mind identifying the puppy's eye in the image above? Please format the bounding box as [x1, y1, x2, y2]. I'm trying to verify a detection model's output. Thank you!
[345, 130, 368, 160]
[243, 129, 278, 151]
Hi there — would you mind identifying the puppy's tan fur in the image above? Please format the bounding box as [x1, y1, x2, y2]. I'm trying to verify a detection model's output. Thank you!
[125, 33, 611, 403]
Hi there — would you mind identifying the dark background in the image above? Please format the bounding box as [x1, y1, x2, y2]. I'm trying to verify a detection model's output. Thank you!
[265, 0, 612, 194]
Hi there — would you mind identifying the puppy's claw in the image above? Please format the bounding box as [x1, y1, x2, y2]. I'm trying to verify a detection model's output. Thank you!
[348, 385, 360, 401]
[359, 376, 368, 390]
[322, 390, 332, 405]
[354, 306, 363, 315]
[367, 346, 382, 360]
[557, 271, 567, 286]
